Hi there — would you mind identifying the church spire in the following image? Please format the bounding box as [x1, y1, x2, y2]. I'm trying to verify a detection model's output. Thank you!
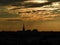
[23, 24, 25, 31]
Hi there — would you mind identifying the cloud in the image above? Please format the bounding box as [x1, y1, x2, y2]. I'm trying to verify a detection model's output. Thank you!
[21, 2, 52, 8]
[48, 0, 60, 2]
[4, 6, 59, 21]
[0, 0, 60, 6]
[0, 0, 26, 6]
[15, 11, 60, 21]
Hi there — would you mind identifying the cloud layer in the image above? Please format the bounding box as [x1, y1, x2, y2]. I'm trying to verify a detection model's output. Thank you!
[0, 0, 26, 6]
[0, 0, 60, 6]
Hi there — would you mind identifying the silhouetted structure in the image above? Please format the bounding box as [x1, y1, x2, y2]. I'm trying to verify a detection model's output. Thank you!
[23, 24, 25, 31]
[0, 27, 60, 45]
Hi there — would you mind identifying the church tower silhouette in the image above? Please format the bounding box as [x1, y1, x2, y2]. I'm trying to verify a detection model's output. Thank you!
[23, 24, 25, 31]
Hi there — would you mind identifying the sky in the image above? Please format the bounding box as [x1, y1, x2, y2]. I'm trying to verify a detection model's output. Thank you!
[0, 0, 60, 31]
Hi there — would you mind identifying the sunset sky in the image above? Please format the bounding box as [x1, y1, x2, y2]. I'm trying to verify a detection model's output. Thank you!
[0, 0, 60, 31]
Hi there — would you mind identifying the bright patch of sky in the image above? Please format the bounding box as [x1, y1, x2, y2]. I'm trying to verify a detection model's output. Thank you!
[24, 0, 48, 3]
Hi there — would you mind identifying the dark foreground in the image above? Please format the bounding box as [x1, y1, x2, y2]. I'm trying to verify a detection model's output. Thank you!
[0, 30, 60, 45]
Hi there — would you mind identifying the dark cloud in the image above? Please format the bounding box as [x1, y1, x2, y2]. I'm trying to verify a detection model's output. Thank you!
[8, 0, 60, 8]
[0, 0, 26, 6]
[23, 2, 52, 8]
[48, 0, 60, 2]
[0, 0, 60, 7]
[20, 0, 60, 8]
[0, 0, 25, 3]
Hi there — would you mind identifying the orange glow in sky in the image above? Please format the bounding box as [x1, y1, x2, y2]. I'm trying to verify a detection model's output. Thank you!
[25, 0, 48, 3]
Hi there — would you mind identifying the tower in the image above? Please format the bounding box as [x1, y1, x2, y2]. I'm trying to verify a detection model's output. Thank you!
[23, 24, 25, 31]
